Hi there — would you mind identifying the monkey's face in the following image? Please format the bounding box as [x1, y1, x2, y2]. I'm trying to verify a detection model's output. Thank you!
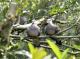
[47, 19, 52, 24]
[6, 14, 17, 22]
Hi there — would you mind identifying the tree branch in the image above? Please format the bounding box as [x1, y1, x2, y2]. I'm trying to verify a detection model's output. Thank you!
[13, 17, 45, 29]
[10, 35, 80, 39]
[10, 34, 80, 55]
[57, 17, 80, 34]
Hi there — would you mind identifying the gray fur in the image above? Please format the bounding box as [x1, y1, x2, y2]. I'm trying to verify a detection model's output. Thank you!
[44, 19, 59, 35]
[27, 21, 40, 37]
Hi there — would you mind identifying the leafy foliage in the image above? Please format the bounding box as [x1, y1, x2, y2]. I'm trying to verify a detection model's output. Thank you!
[47, 39, 69, 59]
[28, 42, 47, 59]
[0, 0, 80, 59]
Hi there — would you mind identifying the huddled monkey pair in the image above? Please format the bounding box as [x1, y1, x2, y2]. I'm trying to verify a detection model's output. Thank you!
[15, 17, 62, 47]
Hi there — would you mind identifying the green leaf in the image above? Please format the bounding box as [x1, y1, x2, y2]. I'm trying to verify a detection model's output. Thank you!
[47, 39, 62, 59]
[28, 42, 47, 59]
[28, 42, 35, 54]
[32, 48, 47, 59]
[49, 5, 65, 15]
[61, 48, 69, 59]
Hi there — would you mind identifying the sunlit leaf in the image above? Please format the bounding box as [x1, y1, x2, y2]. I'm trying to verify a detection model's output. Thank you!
[61, 48, 69, 59]
[32, 48, 47, 59]
[47, 39, 62, 59]
[28, 42, 35, 54]
[68, 55, 76, 59]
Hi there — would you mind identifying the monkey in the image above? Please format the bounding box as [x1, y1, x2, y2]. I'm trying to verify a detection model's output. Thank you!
[44, 19, 62, 45]
[0, 2, 18, 45]
[26, 19, 41, 47]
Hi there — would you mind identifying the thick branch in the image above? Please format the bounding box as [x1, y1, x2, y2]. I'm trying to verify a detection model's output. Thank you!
[10, 35, 80, 39]
[13, 16, 80, 36]
[10, 34, 80, 55]
[13, 17, 45, 29]
[55, 36, 80, 38]
[10, 35, 80, 43]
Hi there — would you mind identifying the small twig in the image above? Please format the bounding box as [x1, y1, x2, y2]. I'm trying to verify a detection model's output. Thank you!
[57, 17, 80, 34]
[55, 36, 80, 38]
[62, 44, 80, 51]
[54, 20, 68, 24]
[10, 34, 20, 38]
[60, 49, 80, 55]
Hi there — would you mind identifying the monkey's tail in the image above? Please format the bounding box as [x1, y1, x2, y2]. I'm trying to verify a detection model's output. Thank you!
[50, 36, 62, 45]
[33, 38, 40, 47]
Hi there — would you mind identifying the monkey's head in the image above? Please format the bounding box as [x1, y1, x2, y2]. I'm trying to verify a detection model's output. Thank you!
[32, 19, 37, 24]
[46, 19, 52, 23]
[6, 2, 18, 22]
